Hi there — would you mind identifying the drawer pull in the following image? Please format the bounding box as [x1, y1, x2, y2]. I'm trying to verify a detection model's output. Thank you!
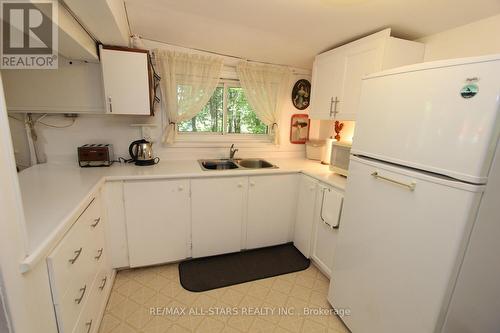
[85, 320, 92, 333]
[91, 217, 101, 228]
[68, 248, 83, 264]
[75, 285, 87, 304]
[94, 248, 104, 260]
[99, 276, 108, 290]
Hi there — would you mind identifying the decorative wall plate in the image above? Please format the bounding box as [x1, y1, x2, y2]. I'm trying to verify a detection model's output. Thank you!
[291, 79, 311, 110]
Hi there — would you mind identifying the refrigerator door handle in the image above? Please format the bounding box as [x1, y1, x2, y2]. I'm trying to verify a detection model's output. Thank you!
[371, 171, 416, 191]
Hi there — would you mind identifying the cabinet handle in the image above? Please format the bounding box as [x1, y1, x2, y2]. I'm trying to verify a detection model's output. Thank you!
[309, 185, 316, 191]
[75, 285, 87, 304]
[68, 248, 83, 264]
[319, 187, 329, 226]
[330, 96, 340, 118]
[99, 276, 108, 290]
[94, 248, 104, 260]
[85, 320, 92, 333]
[249, 181, 255, 186]
[237, 183, 243, 188]
[91, 217, 101, 228]
[108, 96, 113, 113]
[178, 185, 184, 191]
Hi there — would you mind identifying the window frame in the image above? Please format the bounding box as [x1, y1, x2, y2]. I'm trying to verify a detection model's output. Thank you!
[176, 80, 271, 143]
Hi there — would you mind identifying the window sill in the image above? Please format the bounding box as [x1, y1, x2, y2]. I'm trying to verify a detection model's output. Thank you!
[167, 133, 275, 148]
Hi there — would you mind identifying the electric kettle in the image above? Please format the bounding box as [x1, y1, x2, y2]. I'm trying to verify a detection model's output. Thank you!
[128, 139, 160, 166]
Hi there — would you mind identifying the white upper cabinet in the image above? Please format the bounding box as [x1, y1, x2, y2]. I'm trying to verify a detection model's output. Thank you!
[246, 174, 299, 249]
[100, 45, 153, 115]
[309, 29, 424, 121]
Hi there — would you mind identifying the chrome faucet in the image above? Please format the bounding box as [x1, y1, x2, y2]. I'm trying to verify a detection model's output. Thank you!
[229, 144, 238, 160]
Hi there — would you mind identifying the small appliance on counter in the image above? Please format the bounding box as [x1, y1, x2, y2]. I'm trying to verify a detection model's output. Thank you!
[329, 141, 351, 176]
[305, 140, 325, 161]
[129, 139, 160, 166]
[78, 144, 114, 167]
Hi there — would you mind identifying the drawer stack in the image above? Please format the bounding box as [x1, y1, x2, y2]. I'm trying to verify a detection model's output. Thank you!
[47, 196, 113, 333]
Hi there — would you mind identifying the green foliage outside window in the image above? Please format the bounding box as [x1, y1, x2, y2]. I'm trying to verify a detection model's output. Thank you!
[178, 84, 267, 135]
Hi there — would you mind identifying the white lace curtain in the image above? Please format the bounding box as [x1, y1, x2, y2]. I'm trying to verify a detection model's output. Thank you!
[237, 62, 291, 145]
[153, 50, 224, 143]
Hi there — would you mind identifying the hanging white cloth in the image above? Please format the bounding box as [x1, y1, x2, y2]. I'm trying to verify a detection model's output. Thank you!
[236, 62, 291, 145]
[153, 50, 223, 143]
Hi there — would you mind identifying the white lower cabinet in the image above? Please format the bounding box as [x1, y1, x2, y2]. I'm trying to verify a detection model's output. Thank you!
[311, 184, 344, 277]
[246, 174, 299, 249]
[293, 175, 319, 257]
[191, 177, 247, 257]
[124, 179, 190, 267]
[47, 193, 113, 333]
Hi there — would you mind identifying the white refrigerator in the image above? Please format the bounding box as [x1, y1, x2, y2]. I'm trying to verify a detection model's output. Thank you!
[328, 55, 500, 333]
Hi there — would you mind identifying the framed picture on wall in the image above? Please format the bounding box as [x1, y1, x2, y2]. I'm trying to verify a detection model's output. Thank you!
[291, 79, 311, 110]
[290, 114, 310, 144]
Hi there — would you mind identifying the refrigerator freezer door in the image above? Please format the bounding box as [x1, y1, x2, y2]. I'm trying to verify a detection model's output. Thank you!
[352, 57, 500, 184]
[329, 156, 484, 333]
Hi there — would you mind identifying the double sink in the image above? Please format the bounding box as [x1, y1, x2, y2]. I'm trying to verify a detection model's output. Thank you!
[199, 158, 277, 171]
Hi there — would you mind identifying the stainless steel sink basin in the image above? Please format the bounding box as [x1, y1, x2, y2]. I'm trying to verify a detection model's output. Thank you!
[199, 159, 239, 170]
[198, 158, 277, 171]
[236, 159, 276, 169]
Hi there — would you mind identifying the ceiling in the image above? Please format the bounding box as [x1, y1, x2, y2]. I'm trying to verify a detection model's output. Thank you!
[125, 0, 500, 69]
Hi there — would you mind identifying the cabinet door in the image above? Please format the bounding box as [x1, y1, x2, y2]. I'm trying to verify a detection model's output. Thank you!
[247, 174, 299, 249]
[336, 39, 385, 120]
[191, 177, 246, 257]
[100, 46, 151, 115]
[124, 179, 190, 267]
[311, 184, 344, 277]
[294, 175, 318, 257]
[310, 51, 345, 120]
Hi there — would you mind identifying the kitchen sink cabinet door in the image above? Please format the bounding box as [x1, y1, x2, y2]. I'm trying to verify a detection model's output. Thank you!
[246, 174, 299, 249]
[293, 175, 319, 257]
[124, 179, 190, 267]
[191, 177, 247, 258]
[311, 184, 344, 277]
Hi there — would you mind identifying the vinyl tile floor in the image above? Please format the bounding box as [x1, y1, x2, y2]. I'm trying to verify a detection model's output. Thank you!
[98, 263, 350, 333]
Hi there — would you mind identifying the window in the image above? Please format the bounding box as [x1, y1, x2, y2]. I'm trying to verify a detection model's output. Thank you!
[178, 82, 268, 136]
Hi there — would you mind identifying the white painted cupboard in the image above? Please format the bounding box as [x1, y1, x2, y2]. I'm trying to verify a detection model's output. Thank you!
[191, 177, 247, 257]
[311, 183, 344, 277]
[124, 179, 191, 267]
[293, 175, 345, 278]
[293, 175, 319, 257]
[46, 194, 113, 333]
[100, 45, 153, 115]
[246, 174, 299, 249]
[310, 28, 424, 120]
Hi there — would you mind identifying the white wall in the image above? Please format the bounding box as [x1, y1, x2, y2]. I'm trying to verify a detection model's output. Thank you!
[6, 40, 313, 166]
[417, 14, 500, 61]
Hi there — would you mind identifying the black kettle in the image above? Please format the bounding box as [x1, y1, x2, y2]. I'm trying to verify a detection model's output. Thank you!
[129, 139, 160, 166]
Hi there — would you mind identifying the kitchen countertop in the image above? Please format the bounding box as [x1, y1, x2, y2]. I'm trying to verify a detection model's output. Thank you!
[17, 158, 347, 272]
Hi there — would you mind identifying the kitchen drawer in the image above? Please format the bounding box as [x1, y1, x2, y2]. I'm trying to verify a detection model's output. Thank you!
[54, 249, 108, 333]
[73, 266, 112, 333]
[47, 198, 104, 300]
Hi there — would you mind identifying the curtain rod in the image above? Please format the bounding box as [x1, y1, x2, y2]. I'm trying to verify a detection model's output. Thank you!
[141, 37, 311, 74]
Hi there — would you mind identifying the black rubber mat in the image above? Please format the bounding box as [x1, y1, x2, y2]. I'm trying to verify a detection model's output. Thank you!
[179, 242, 310, 292]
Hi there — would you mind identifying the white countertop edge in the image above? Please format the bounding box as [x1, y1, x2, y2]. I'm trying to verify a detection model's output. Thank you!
[19, 164, 346, 273]
[19, 178, 105, 273]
